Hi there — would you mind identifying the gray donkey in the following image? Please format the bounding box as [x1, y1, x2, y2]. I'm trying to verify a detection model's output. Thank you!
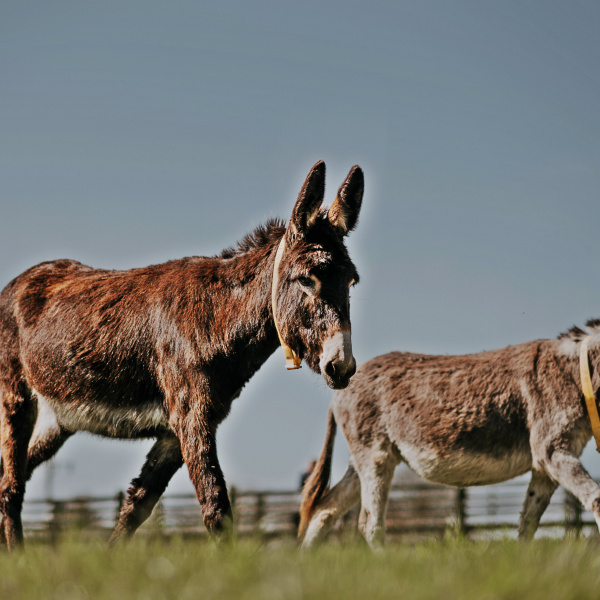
[299, 321, 600, 548]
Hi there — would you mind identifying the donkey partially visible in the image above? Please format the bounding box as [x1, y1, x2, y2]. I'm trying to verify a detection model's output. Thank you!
[0, 161, 364, 550]
[300, 322, 600, 548]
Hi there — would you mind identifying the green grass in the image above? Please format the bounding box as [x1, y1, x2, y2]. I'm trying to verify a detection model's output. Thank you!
[2, 535, 600, 600]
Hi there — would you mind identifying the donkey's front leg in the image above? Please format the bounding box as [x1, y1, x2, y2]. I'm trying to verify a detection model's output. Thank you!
[177, 414, 233, 538]
[536, 447, 600, 530]
[109, 435, 184, 545]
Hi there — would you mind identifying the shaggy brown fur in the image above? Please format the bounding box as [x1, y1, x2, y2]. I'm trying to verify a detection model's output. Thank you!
[300, 320, 600, 548]
[0, 161, 364, 550]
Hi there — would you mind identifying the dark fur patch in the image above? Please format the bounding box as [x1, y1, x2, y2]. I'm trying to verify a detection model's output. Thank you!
[219, 219, 285, 258]
[557, 325, 588, 341]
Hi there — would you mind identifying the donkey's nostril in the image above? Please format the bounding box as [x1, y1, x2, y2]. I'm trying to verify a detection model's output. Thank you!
[325, 360, 337, 380]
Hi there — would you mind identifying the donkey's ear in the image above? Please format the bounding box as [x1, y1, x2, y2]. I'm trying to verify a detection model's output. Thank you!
[327, 165, 364, 236]
[288, 161, 326, 240]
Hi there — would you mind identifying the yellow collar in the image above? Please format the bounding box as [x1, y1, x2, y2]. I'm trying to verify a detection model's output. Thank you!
[580, 336, 600, 452]
[271, 236, 302, 370]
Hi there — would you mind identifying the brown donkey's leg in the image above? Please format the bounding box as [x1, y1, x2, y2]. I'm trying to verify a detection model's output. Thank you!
[518, 469, 557, 541]
[0, 405, 73, 482]
[25, 429, 73, 478]
[0, 386, 36, 550]
[0, 426, 73, 546]
[109, 436, 183, 545]
[177, 413, 233, 538]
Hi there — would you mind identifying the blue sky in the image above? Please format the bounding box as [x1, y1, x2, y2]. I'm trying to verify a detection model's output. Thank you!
[2, 1, 600, 498]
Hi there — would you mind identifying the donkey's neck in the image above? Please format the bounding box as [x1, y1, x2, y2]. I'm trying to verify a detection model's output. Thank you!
[184, 233, 283, 391]
[554, 334, 600, 397]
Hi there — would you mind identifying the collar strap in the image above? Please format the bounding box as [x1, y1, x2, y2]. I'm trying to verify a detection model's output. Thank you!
[271, 236, 302, 370]
[579, 336, 600, 452]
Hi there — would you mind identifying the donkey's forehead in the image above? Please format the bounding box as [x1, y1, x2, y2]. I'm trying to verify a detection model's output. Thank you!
[286, 217, 357, 274]
[299, 248, 336, 268]
[290, 244, 358, 284]
[293, 240, 353, 268]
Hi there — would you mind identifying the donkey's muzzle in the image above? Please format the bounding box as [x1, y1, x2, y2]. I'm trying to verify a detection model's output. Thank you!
[323, 356, 356, 389]
[320, 330, 356, 389]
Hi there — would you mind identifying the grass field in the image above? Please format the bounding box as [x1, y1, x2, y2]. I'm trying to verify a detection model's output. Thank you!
[2, 534, 600, 600]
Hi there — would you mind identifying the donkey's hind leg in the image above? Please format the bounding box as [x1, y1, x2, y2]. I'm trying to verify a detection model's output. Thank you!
[109, 435, 183, 545]
[24, 427, 73, 480]
[518, 470, 558, 541]
[0, 386, 36, 549]
[0, 424, 73, 545]
[24, 394, 73, 480]
[1, 394, 74, 482]
[302, 464, 361, 548]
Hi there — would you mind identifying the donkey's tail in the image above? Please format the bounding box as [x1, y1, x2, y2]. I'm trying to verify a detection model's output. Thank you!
[298, 407, 337, 539]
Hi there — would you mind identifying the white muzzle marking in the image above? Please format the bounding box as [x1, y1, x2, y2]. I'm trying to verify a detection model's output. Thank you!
[320, 330, 354, 377]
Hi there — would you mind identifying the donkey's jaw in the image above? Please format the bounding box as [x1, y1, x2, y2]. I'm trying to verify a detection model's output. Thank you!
[320, 330, 356, 389]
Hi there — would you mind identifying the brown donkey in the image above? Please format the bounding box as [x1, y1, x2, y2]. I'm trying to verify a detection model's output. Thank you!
[300, 322, 600, 548]
[0, 161, 364, 550]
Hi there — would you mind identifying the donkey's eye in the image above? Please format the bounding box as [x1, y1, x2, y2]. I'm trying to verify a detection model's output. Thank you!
[297, 276, 314, 289]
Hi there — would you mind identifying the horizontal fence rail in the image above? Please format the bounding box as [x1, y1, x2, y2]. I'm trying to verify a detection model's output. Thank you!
[21, 478, 598, 542]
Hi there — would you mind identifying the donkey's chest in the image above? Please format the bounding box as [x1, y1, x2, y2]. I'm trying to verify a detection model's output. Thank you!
[33, 391, 169, 439]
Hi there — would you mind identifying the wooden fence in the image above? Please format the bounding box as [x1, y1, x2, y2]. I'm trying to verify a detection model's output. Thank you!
[21, 478, 596, 542]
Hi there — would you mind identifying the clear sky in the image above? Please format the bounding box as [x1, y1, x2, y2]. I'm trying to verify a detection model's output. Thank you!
[2, 1, 600, 499]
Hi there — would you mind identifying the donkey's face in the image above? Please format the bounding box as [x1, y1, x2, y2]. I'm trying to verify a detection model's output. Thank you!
[274, 161, 363, 389]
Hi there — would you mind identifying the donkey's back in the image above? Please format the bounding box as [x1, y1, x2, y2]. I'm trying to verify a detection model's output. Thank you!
[300, 329, 600, 547]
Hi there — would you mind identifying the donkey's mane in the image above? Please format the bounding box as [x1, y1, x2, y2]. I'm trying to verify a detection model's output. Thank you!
[557, 319, 600, 342]
[219, 219, 286, 259]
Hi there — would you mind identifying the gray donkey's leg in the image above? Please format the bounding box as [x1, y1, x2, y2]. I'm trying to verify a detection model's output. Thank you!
[518, 470, 557, 540]
[536, 447, 600, 529]
[302, 464, 361, 548]
[354, 449, 397, 549]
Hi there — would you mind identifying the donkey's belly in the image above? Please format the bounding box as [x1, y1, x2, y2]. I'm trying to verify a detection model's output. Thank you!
[398, 441, 532, 487]
[33, 391, 170, 439]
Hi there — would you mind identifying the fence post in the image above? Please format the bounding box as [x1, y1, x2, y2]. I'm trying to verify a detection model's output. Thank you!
[255, 493, 265, 535]
[48, 499, 62, 545]
[115, 491, 125, 527]
[456, 488, 467, 537]
[230, 485, 237, 533]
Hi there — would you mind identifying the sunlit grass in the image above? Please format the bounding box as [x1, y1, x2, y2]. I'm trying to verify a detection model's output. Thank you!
[2, 534, 600, 599]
